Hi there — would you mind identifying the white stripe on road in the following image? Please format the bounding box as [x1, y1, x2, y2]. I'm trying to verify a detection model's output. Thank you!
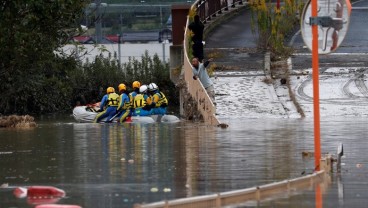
[294, 53, 368, 56]
[352, 7, 368, 9]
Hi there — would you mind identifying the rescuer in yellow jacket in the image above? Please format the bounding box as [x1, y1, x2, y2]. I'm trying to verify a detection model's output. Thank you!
[129, 81, 141, 116]
[94, 87, 119, 123]
[117, 83, 131, 123]
[132, 85, 152, 116]
[147, 83, 168, 115]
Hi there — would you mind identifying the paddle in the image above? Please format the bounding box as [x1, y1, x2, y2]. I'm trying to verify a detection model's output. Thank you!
[108, 111, 121, 122]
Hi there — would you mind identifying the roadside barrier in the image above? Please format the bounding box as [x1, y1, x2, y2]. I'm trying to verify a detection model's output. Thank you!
[134, 170, 328, 208]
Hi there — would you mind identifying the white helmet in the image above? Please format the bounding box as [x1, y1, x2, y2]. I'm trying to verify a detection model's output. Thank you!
[148, 83, 158, 91]
[139, 85, 148, 93]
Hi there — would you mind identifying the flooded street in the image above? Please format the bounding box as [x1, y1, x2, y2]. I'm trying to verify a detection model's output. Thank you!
[1, 115, 368, 207]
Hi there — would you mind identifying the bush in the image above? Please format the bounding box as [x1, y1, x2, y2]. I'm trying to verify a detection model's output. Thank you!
[250, 0, 304, 59]
[70, 51, 179, 109]
[0, 50, 178, 115]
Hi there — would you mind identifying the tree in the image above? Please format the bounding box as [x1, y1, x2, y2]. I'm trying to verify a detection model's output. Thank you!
[0, 0, 88, 114]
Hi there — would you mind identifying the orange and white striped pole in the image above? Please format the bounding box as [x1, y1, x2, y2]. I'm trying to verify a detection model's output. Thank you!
[311, 0, 321, 171]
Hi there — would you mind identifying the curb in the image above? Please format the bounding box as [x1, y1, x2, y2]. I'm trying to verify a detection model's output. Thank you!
[264, 52, 305, 118]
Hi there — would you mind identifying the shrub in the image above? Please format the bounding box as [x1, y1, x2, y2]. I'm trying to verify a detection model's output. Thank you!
[250, 0, 304, 59]
[70, 51, 179, 109]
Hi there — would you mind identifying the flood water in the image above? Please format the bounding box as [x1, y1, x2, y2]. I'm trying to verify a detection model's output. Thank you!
[0, 115, 368, 207]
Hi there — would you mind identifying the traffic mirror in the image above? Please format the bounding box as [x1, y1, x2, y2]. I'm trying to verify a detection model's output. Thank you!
[301, 0, 351, 54]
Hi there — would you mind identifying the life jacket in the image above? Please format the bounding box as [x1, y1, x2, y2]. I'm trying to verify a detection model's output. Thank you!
[155, 92, 168, 107]
[133, 94, 146, 109]
[107, 93, 119, 107]
[129, 91, 138, 108]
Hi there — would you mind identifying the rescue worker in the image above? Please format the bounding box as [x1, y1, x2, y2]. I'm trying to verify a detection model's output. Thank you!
[117, 83, 131, 123]
[129, 81, 141, 115]
[147, 83, 168, 115]
[132, 85, 152, 116]
[94, 87, 119, 123]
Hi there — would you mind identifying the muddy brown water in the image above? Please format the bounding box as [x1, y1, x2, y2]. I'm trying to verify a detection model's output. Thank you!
[0, 115, 367, 207]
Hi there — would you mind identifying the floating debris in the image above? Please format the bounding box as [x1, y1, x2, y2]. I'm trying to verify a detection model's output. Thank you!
[217, 123, 229, 129]
[0, 183, 9, 188]
[301, 151, 314, 158]
[128, 159, 134, 164]
[0, 115, 37, 128]
[150, 187, 159, 193]
[0, 151, 13, 155]
[163, 188, 171, 192]
[14, 186, 66, 205]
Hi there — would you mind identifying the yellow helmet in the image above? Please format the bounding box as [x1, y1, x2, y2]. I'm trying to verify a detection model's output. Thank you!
[132, 81, 141, 89]
[118, 83, 126, 92]
[106, 87, 115, 94]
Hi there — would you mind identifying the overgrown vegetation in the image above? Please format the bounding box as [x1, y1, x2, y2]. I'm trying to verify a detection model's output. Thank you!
[249, 0, 304, 60]
[0, 0, 88, 114]
[0, 1, 177, 115]
[72, 51, 178, 109]
[186, 7, 197, 61]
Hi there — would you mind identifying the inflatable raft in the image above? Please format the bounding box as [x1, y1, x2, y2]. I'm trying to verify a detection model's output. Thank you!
[73, 106, 180, 124]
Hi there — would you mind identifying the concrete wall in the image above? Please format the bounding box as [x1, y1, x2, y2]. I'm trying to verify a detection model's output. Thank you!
[170, 1, 220, 125]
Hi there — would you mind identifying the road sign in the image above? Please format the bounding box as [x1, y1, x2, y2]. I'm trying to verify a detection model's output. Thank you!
[301, 0, 351, 54]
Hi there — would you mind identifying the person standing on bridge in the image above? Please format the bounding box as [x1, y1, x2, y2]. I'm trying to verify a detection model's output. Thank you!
[188, 15, 204, 62]
[192, 57, 215, 104]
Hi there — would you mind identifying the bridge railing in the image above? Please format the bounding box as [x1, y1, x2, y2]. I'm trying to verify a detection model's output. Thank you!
[195, 0, 244, 24]
[182, 0, 244, 125]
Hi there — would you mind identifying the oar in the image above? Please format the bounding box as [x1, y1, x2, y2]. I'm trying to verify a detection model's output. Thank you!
[108, 111, 121, 122]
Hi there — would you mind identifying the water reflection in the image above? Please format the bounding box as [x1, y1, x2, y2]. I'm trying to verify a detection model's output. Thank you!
[0, 117, 367, 207]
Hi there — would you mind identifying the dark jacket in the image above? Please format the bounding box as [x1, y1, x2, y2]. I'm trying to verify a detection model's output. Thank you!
[188, 17, 204, 43]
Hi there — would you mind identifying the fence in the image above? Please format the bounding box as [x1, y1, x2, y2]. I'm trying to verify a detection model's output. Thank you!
[195, 0, 244, 24]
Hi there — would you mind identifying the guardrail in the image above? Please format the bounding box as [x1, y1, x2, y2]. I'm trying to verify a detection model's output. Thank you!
[134, 170, 329, 208]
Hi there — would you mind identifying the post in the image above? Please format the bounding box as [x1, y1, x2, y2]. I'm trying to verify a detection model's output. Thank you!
[95, 0, 102, 44]
[311, 0, 321, 171]
[315, 184, 323, 208]
[162, 41, 166, 64]
[118, 34, 121, 70]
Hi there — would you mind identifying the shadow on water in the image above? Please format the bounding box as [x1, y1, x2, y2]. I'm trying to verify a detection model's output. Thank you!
[0, 116, 368, 207]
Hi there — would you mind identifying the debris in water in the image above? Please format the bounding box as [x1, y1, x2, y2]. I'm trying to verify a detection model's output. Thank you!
[150, 187, 159, 192]
[128, 159, 134, 164]
[163, 188, 171, 192]
[120, 158, 126, 161]
[301, 151, 313, 158]
[356, 164, 363, 168]
[0, 115, 37, 128]
[217, 123, 229, 129]
[0, 183, 9, 188]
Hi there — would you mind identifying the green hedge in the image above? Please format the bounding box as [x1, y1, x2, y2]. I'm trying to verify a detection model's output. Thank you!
[0, 51, 178, 115]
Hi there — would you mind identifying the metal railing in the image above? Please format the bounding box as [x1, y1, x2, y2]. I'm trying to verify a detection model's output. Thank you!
[195, 0, 244, 24]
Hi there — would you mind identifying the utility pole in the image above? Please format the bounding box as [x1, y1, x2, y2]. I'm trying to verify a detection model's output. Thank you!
[118, 34, 122, 71]
[95, 0, 102, 44]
